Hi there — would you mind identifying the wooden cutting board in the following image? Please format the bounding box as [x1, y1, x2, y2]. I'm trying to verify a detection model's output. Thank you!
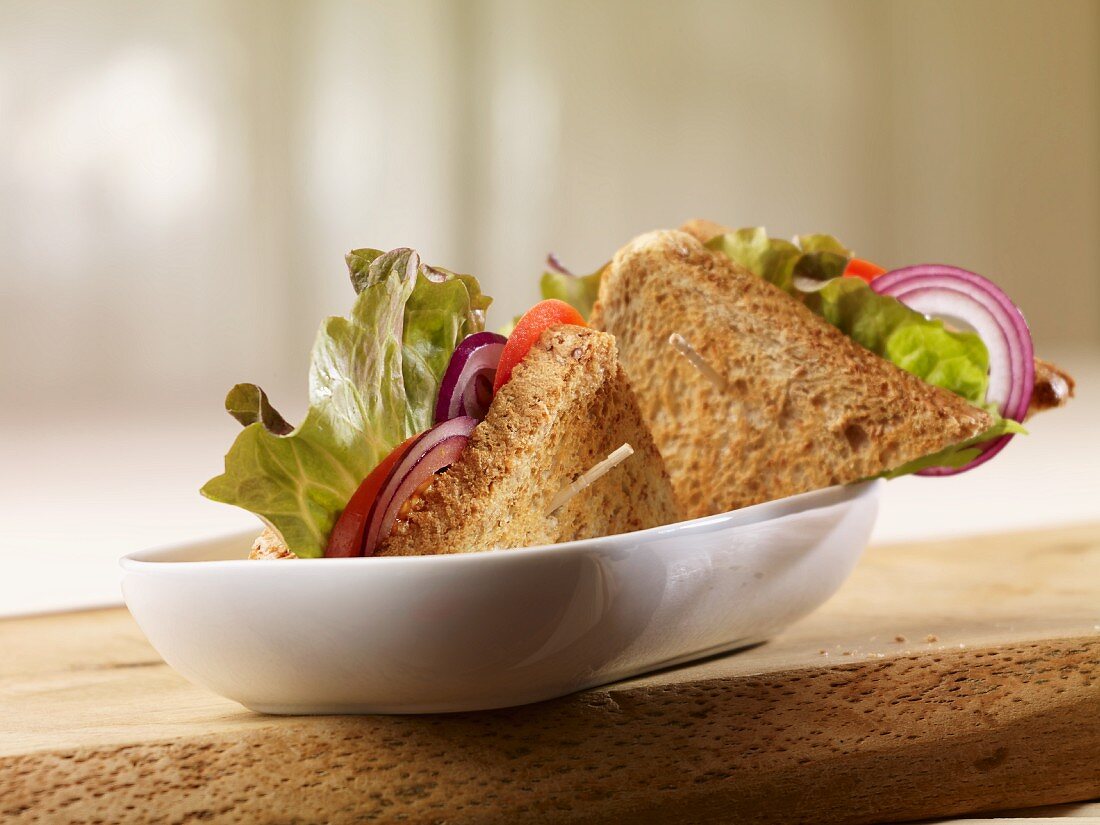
[2, 524, 1098, 824]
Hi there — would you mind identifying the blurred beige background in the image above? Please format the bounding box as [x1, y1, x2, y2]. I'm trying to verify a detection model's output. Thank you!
[1, 0, 1098, 614]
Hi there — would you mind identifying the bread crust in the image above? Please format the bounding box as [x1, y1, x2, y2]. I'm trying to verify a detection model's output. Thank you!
[590, 228, 994, 519]
[379, 325, 682, 556]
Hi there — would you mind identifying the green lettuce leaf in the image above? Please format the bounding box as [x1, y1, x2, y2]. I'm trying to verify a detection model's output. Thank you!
[802, 276, 990, 407]
[790, 234, 850, 288]
[202, 249, 488, 557]
[349, 248, 492, 332]
[224, 383, 293, 435]
[345, 248, 388, 289]
[540, 265, 605, 320]
[704, 229, 850, 292]
[706, 228, 801, 291]
[880, 418, 1026, 478]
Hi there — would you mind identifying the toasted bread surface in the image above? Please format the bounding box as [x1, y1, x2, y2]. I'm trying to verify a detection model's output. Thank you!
[589, 229, 994, 519]
[682, 219, 1074, 423]
[379, 325, 682, 556]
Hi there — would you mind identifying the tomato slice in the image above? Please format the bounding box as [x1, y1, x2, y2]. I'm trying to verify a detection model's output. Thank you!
[844, 257, 887, 283]
[493, 299, 586, 392]
[324, 435, 418, 557]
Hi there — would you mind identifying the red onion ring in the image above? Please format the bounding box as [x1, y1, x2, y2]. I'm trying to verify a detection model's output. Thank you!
[546, 252, 572, 275]
[361, 416, 477, 555]
[871, 264, 1034, 475]
[435, 332, 507, 423]
[461, 372, 494, 420]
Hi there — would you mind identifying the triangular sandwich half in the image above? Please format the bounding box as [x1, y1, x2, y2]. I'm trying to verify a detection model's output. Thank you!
[589, 229, 994, 519]
[379, 325, 682, 556]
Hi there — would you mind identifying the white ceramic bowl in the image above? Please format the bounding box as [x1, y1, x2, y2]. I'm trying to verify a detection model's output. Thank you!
[121, 480, 881, 714]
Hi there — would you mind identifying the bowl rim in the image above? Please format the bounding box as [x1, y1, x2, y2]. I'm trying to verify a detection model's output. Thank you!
[121, 479, 882, 572]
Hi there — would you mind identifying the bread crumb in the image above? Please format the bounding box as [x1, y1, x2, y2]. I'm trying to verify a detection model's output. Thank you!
[925, 634, 938, 643]
[894, 635, 907, 643]
[249, 527, 295, 560]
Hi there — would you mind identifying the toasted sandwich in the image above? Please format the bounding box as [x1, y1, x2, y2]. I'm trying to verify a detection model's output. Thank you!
[380, 324, 680, 555]
[207, 248, 679, 559]
[538, 221, 1072, 519]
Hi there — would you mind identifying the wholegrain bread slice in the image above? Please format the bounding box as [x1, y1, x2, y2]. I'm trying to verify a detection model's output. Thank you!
[589, 228, 994, 520]
[681, 219, 1075, 422]
[379, 325, 682, 556]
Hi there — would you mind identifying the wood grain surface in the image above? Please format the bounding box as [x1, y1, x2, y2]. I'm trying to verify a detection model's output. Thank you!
[2, 524, 1098, 824]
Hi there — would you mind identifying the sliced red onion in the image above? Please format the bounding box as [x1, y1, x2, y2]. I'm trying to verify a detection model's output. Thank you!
[361, 416, 478, 556]
[462, 372, 494, 419]
[872, 264, 1034, 475]
[435, 332, 507, 423]
[546, 252, 572, 275]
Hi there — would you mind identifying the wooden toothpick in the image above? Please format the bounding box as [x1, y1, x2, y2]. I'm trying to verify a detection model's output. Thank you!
[668, 333, 727, 390]
[547, 444, 634, 515]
